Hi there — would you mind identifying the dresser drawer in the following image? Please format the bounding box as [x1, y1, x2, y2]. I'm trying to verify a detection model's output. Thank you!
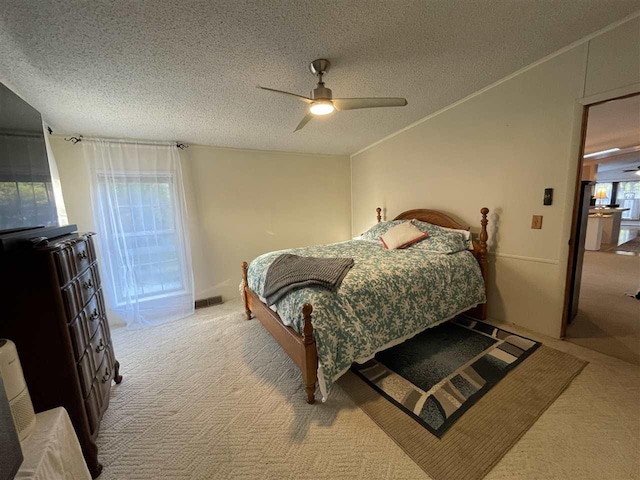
[79, 266, 99, 306]
[73, 240, 92, 275]
[69, 314, 90, 363]
[77, 349, 95, 398]
[83, 331, 114, 436]
[68, 292, 105, 361]
[97, 347, 114, 411]
[85, 234, 97, 263]
[89, 322, 109, 375]
[54, 238, 93, 287]
[78, 328, 113, 400]
[84, 378, 102, 435]
[84, 292, 104, 339]
[54, 247, 75, 287]
[62, 266, 101, 321]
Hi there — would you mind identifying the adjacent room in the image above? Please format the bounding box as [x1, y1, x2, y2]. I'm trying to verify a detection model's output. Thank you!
[0, 3, 639, 480]
[565, 93, 640, 366]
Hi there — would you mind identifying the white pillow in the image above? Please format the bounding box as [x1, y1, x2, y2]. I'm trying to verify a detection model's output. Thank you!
[441, 226, 473, 250]
[380, 222, 428, 250]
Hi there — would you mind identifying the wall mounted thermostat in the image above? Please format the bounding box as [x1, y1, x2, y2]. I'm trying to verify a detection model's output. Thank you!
[544, 188, 553, 206]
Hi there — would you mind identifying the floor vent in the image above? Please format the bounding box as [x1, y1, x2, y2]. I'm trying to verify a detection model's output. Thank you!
[195, 296, 223, 309]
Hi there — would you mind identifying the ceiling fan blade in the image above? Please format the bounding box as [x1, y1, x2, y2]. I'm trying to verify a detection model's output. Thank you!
[622, 169, 638, 172]
[257, 86, 312, 103]
[332, 97, 408, 111]
[294, 113, 313, 132]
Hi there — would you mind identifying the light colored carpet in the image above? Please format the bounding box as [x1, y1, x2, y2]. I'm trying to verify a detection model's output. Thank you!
[98, 299, 640, 479]
[340, 346, 586, 480]
[567, 251, 640, 365]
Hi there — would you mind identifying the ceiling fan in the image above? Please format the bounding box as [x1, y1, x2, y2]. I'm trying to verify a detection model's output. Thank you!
[258, 59, 408, 132]
[622, 166, 640, 176]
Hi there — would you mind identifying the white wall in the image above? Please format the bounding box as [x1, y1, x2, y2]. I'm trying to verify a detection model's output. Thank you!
[182, 145, 351, 301]
[351, 16, 640, 338]
[49, 138, 95, 232]
[49, 137, 352, 302]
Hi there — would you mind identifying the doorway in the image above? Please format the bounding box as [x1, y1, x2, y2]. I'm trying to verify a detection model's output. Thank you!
[562, 93, 640, 365]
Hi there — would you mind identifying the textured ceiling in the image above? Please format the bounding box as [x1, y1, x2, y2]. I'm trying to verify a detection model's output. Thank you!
[1, 1, 639, 156]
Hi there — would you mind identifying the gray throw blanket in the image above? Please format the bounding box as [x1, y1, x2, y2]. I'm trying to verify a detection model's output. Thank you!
[263, 254, 354, 306]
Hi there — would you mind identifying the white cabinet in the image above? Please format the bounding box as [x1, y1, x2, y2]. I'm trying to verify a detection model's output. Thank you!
[585, 216, 605, 251]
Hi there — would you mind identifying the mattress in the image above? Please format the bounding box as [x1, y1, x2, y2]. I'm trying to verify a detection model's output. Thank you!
[247, 239, 486, 399]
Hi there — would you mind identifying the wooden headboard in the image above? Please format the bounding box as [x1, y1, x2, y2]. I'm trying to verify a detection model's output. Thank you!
[376, 206, 490, 320]
[393, 209, 469, 231]
[375, 207, 487, 235]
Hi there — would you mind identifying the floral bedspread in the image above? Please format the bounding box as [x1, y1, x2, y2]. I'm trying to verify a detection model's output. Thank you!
[247, 240, 486, 399]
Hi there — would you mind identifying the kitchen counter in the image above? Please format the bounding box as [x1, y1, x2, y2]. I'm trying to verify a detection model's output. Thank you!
[588, 208, 629, 245]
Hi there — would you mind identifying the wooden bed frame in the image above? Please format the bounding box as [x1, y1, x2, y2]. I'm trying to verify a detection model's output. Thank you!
[241, 207, 489, 404]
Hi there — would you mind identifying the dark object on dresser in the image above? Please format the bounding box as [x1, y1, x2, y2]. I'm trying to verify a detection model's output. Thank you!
[0, 227, 121, 478]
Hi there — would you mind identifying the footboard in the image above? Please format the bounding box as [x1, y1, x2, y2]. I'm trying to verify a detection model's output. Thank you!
[241, 262, 318, 404]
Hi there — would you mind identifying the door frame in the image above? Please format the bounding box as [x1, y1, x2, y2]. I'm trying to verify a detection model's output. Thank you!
[560, 91, 640, 338]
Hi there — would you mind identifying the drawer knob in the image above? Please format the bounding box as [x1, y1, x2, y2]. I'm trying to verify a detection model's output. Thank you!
[83, 280, 94, 290]
[90, 309, 100, 320]
[95, 339, 106, 353]
[101, 368, 110, 383]
[77, 251, 88, 260]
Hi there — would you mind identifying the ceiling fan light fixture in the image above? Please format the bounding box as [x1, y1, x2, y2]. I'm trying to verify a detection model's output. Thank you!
[635, 170, 640, 176]
[258, 58, 408, 131]
[309, 101, 334, 116]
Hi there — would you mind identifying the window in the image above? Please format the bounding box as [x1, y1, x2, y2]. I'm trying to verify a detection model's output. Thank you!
[97, 173, 186, 305]
[85, 140, 193, 327]
[615, 181, 640, 220]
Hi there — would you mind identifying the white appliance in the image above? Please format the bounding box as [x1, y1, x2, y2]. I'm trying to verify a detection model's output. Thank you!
[0, 339, 36, 441]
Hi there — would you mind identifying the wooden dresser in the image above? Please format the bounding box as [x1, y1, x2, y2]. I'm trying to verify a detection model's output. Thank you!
[0, 230, 121, 478]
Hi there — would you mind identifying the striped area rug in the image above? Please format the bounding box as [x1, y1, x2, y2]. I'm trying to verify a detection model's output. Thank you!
[351, 318, 541, 437]
[340, 319, 587, 480]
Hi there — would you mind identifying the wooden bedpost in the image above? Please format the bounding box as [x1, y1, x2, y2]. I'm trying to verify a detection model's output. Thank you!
[376, 207, 382, 223]
[302, 303, 317, 404]
[478, 207, 489, 320]
[241, 261, 252, 320]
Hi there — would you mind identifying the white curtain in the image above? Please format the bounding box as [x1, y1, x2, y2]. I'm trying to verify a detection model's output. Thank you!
[83, 139, 194, 328]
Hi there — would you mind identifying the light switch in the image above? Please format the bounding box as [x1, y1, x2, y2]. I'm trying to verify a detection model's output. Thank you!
[531, 215, 543, 229]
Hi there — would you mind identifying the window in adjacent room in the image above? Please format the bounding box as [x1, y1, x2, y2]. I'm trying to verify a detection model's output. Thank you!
[615, 180, 640, 220]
